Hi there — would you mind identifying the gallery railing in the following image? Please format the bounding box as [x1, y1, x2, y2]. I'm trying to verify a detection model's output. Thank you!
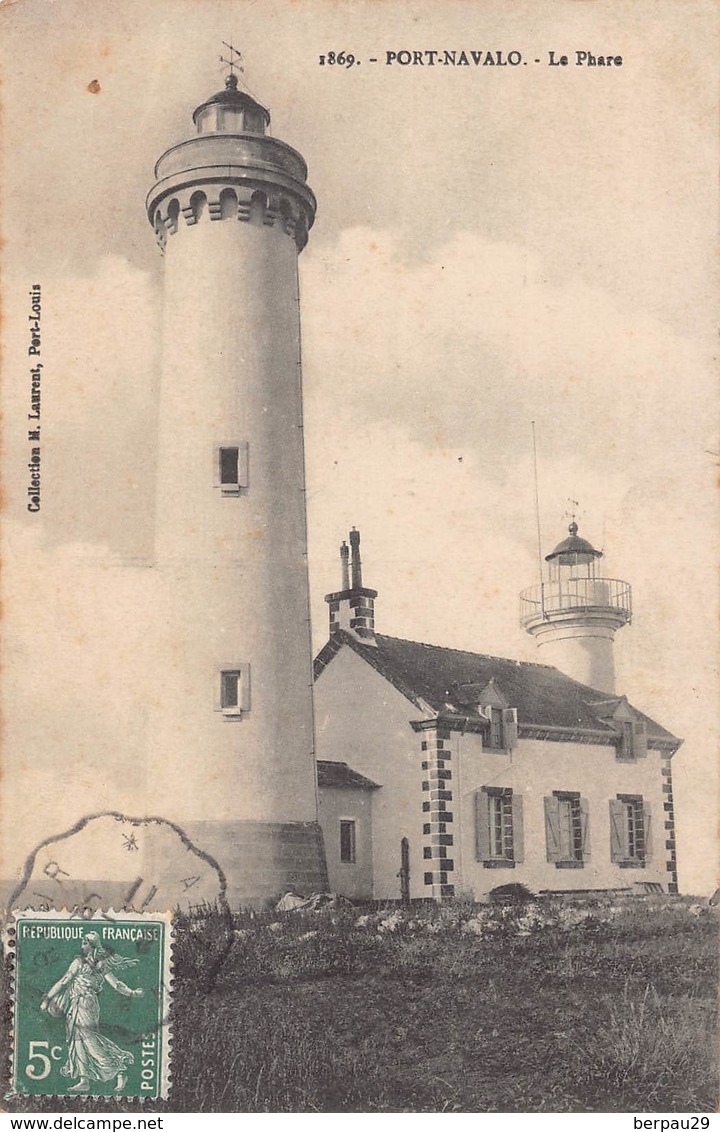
[519, 578, 632, 625]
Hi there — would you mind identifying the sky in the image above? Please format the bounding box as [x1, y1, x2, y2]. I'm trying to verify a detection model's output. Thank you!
[1, 0, 718, 893]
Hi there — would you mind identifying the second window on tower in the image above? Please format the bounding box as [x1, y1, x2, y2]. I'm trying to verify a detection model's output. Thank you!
[215, 443, 249, 494]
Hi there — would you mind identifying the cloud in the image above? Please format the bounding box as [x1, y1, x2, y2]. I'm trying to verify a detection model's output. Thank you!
[1, 520, 158, 872]
[303, 227, 714, 487]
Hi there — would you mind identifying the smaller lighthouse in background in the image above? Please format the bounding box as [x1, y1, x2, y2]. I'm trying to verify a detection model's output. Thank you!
[520, 522, 632, 693]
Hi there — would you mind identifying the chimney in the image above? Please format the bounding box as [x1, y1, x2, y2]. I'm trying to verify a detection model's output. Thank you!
[350, 528, 362, 589]
[340, 540, 350, 589]
[324, 528, 378, 645]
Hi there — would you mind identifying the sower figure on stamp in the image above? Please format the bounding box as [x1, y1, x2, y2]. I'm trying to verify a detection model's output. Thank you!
[40, 931, 144, 1094]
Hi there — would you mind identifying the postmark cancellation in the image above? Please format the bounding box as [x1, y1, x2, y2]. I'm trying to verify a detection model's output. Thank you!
[7, 910, 173, 1101]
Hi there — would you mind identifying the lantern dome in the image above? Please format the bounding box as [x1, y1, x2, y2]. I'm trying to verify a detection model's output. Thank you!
[545, 522, 603, 566]
[192, 73, 270, 135]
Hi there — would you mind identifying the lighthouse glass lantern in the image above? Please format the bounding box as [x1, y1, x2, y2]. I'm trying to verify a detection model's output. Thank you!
[520, 521, 632, 693]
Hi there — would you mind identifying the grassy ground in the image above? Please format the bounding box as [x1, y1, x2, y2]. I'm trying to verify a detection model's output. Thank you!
[3, 896, 717, 1113]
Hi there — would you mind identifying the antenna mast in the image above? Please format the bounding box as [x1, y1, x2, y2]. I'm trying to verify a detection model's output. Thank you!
[531, 421, 545, 615]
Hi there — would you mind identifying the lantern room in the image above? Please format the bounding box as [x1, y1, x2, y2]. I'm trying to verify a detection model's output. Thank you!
[545, 521, 603, 583]
[192, 73, 270, 135]
[520, 521, 632, 693]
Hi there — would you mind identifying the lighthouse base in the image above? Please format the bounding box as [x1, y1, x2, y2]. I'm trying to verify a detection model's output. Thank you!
[4, 817, 329, 915]
[173, 819, 330, 910]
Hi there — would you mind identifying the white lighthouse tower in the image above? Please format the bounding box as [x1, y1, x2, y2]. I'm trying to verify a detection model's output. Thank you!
[144, 66, 327, 905]
[520, 522, 632, 693]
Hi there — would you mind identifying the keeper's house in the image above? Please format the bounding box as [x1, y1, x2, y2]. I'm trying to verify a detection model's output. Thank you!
[314, 529, 681, 902]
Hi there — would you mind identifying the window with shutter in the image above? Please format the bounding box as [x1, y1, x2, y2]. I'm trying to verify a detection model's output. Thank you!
[477, 787, 517, 868]
[486, 707, 518, 751]
[546, 792, 587, 867]
[633, 722, 648, 759]
[610, 795, 648, 867]
[502, 708, 518, 751]
[619, 721, 634, 759]
[489, 708, 503, 749]
[617, 720, 648, 761]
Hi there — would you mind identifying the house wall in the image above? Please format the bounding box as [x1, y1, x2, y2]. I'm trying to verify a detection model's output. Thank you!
[315, 643, 674, 902]
[315, 645, 431, 901]
[318, 786, 374, 899]
[454, 733, 671, 897]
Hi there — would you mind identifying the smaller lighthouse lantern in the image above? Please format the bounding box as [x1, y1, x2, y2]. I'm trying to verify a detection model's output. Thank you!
[546, 521, 601, 584]
[520, 520, 632, 694]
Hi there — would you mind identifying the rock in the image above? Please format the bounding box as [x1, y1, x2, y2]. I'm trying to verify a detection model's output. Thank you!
[275, 891, 354, 913]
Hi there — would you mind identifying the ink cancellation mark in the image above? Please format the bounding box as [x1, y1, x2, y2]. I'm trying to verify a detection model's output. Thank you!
[9, 909, 173, 1101]
[9, 810, 229, 915]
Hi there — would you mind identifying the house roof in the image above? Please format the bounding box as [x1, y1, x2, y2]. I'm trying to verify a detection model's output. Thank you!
[314, 630, 679, 747]
[316, 760, 380, 790]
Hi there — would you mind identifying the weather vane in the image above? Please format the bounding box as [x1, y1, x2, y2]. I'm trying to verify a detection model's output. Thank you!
[219, 42, 244, 81]
[564, 499, 580, 526]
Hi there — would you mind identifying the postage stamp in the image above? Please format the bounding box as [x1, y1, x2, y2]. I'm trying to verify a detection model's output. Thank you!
[9, 910, 173, 1101]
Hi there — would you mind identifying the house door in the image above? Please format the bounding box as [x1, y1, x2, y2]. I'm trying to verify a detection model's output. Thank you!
[399, 837, 410, 905]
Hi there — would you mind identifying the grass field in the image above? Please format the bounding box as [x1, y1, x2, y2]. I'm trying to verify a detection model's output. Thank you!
[3, 895, 718, 1113]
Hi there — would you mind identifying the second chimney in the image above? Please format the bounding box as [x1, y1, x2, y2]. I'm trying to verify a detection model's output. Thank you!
[324, 528, 378, 644]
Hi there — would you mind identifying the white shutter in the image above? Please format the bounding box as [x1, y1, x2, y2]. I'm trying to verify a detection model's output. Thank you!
[544, 796, 562, 863]
[503, 708, 518, 751]
[609, 799, 626, 862]
[642, 801, 652, 861]
[633, 721, 648, 759]
[580, 797, 591, 861]
[511, 794, 524, 863]
[476, 791, 491, 863]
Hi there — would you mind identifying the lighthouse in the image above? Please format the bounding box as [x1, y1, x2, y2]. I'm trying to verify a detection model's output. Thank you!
[144, 66, 327, 905]
[519, 522, 632, 693]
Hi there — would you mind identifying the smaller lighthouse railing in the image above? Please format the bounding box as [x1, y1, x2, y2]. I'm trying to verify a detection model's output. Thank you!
[519, 577, 632, 625]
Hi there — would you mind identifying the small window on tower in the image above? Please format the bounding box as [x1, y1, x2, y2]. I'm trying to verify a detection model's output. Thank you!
[220, 447, 239, 484]
[221, 671, 239, 710]
[216, 664, 251, 717]
[215, 444, 249, 494]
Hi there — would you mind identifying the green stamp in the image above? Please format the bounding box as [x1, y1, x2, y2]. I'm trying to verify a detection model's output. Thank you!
[10, 911, 173, 1100]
